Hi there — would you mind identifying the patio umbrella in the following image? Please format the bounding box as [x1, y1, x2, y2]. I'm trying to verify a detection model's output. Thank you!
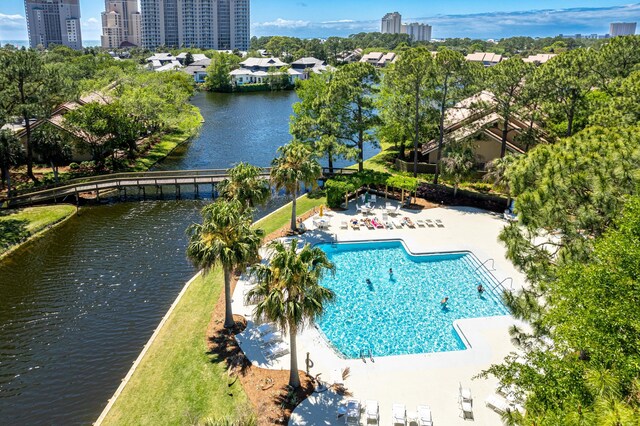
[319, 205, 324, 217]
[364, 192, 370, 203]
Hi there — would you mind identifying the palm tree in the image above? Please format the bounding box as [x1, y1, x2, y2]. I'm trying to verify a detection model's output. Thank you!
[484, 154, 517, 207]
[218, 162, 270, 212]
[247, 239, 335, 388]
[441, 142, 475, 197]
[270, 142, 322, 232]
[186, 200, 263, 328]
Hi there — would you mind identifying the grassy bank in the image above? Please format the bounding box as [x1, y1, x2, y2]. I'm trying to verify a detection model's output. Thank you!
[0, 205, 76, 257]
[101, 269, 251, 426]
[132, 105, 203, 171]
[253, 193, 327, 235]
[99, 194, 325, 425]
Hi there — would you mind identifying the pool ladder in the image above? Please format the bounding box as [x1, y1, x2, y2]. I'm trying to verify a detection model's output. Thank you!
[360, 347, 374, 363]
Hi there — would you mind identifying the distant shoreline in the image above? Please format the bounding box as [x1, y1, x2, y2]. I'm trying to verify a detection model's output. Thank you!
[1, 40, 102, 48]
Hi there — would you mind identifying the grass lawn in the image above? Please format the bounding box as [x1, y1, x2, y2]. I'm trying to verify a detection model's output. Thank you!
[132, 106, 203, 172]
[0, 205, 76, 256]
[253, 193, 327, 236]
[101, 269, 251, 426]
[100, 195, 325, 425]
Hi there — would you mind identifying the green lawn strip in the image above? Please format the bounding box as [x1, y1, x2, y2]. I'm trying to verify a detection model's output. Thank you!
[101, 269, 250, 426]
[101, 197, 325, 425]
[253, 193, 327, 235]
[131, 106, 203, 172]
[0, 205, 76, 256]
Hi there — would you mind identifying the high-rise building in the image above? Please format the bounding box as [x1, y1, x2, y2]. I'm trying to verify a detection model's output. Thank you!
[610, 22, 637, 37]
[140, 0, 250, 50]
[401, 23, 432, 42]
[25, 0, 83, 50]
[101, 1, 142, 48]
[381, 12, 402, 34]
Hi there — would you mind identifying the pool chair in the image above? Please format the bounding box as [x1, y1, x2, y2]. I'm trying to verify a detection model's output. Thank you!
[435, 219, 445, 228]
[370, 194, 377, 204]
[350, 220, 361, 230]
[459, 382, 473, 404]
[345, 399, 361, 425]
[392, 403, 406, 425]
[403, 217, 416, 228]
[260, 331, 283, 346]
[264, 341, 289, 360]
[461, 399, 474, 420]
[365, 400, 379, 424]
[391, 218, 403, 229]
[253, 323, 275, 337]
[425, 219, 436, 228]
[485, 394, 511, 414]
[417, 405, 433, 426]
[371, 217, 385, 229]
[341, 220, 348, 229]
[416, 219, 426, 227]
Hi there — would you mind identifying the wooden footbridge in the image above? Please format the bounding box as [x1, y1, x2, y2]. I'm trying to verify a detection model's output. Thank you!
[2, 167, 356, 208]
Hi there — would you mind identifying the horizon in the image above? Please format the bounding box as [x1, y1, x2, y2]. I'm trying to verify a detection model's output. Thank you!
[0, 1, 638, 43]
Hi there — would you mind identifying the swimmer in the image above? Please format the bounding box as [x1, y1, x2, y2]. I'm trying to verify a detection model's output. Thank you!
[477, 284, 484, 293]
[441, 296, 449, 307]
[366, 278, 372, 285]
[389, 268, 393, 276]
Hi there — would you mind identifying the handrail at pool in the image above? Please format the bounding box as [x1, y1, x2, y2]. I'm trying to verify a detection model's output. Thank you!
[474, 258, 496, 272]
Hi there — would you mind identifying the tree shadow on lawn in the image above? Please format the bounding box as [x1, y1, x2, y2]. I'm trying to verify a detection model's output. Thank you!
[0, 218, 30, 251]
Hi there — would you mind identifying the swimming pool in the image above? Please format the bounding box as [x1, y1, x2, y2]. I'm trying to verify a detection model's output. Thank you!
[316, 241, 509, 358]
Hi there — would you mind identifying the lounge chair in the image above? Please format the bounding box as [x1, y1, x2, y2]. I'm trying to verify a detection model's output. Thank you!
[363, 218, 375, 230]
[461, 400, 474, 420]
[371, 217, 384, 229]
[425, 219, 436, 228]
[341, 220, 348, 229]
[365, 400, 379, 424]
[416, 219, 426, 227]
[392, 219, 403, 229]
[345, 400, 361, 425]
[459, 382, 472, 404]
[260, 331, 283, 346]
[435, 219, 445, 228]
[253, 323, 274, 337]
[392, 403, 406, 425]
[485, 394, 511, 414]
[417, 405, 433, 426]
[403, 217, 416, 228]
[264, 341, 289, 359]
[370, 194, 377, 204]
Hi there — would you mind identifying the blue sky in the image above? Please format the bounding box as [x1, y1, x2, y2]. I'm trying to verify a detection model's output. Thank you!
[1, 1, 639, 41]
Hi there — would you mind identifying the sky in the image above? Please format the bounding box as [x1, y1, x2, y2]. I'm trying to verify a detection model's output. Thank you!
[1, 0, 639, 42]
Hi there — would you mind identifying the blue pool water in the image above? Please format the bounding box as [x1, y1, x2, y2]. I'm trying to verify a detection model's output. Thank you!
[316, 241, 509, 358]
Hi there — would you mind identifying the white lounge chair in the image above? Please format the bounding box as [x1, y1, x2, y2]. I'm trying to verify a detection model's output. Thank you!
[459, 382, 472, 403]
[260, 331, 283, 346]
[435, 219, 445, 228]
[417, 405, 433, 426]
[341, 220, 348, 229]
[370, 194, 377, 203]
[346, 399, 361, 425]
[264, 341, 289, 359]
[416, 219, 426, 227]
[392, 403, 406, 425]
[391, 219, 403, 229]
[485, 394, 511, 414]
[425, 219, 436, 228]
[253, 323, 274, 337]
[365, 400, 379, 424]
[461, 400, 474, 420]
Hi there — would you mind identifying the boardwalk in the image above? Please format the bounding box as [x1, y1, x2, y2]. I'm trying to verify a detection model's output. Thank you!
[3, 167, 355, 208]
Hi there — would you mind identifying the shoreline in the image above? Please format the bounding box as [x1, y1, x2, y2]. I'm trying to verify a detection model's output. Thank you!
[0, 205, 77, 261]
[94, 193, 326, 425]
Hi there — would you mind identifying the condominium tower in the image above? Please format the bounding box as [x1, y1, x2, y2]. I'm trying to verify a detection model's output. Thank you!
[402, 22, 432, 42]
[101, 1, 142, 48]
[140, 0, 250, 50]
[609, 22, 637, 37]
[24, 0, 83, 50]
[381, 12, 402, 34]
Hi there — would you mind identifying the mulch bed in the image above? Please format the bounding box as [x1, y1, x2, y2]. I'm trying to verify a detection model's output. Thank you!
[206, 271, 315, 425]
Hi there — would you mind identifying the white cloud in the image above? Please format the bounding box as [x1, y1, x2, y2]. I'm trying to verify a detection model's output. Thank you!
[321, 19, 356, 24]
[0, 13, 26, 40]
[253, 18, 311, 29]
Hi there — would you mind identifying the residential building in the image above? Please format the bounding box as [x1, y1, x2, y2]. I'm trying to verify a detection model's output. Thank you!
[101, 1, 142, 48]
[610, 22, 637, 37]
[290, 57, 334, 79]
[401, 23, 432, 42]
[229, 57, 305, 86]
[360, 51, 396, 67]
[25, 0, 83, 50]
[465, 52, 503, 67]
[522, 53, 556, 65]
[140, 0, 250, 50]
[381, 12, 402, 34]
[420, 91, 548, 168]
[182, 58, 212, 83]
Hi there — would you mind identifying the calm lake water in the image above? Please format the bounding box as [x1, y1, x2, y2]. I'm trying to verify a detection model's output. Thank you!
[0, 91, 378, 424]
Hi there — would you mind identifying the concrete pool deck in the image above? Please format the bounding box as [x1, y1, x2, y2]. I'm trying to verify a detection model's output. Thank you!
[232, 203, 527, 425]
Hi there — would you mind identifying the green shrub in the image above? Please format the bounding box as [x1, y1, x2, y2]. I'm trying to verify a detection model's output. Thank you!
[325, 179, 356, 208]
[69, 162, 79, 171]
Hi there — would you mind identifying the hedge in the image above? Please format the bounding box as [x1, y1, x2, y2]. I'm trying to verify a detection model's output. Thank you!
[324, 170, 418, 208]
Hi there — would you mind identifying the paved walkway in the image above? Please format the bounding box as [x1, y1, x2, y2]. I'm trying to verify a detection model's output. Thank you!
[232, 202, 526, 426]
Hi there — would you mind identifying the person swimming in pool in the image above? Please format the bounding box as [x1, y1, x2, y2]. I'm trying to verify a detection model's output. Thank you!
[441, 297, 449, 308]
[477, 284, 485, 293]
[366, 278, 372, 285]
[389, 268, 393, 277]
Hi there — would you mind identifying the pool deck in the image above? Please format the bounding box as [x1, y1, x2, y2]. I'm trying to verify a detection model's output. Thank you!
[232, 203, 527, 425]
